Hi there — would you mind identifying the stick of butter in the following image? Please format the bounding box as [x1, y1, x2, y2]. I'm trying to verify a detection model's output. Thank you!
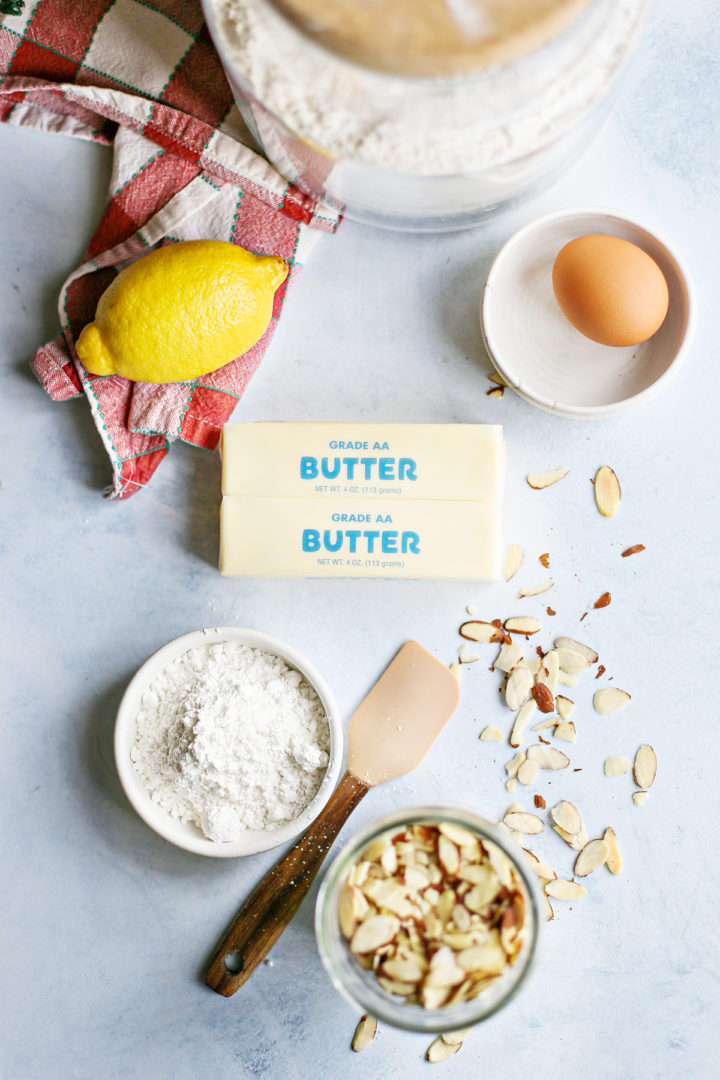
[219, 496, 502, 580]
[221, 422, 504, 502]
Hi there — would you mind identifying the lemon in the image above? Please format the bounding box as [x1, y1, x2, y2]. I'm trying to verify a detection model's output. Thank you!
[75, 240, 289, 384]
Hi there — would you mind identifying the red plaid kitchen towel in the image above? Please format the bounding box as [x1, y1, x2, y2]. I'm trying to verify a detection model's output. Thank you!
[0, 0, 340, 498]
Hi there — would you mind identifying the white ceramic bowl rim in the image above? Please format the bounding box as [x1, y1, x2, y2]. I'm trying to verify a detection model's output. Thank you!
[114, 626, 343, 858]
[481, 205, 696, 418]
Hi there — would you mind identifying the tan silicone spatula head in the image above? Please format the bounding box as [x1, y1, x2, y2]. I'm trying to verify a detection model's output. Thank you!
[346, 640, 460, 787]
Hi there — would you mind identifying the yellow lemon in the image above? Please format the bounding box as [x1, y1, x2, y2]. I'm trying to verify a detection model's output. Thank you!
[76, 240, 289, 383]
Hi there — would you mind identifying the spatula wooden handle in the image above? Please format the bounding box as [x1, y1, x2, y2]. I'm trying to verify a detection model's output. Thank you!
[205, 771, 369, 996]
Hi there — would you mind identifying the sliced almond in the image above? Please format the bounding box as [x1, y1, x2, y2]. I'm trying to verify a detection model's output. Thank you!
[527, 744, 570, 770]
[503, 811, 544, 834]
[632, 790, 649, 807]
[522, 849, 556, 881]
[350, 915, 399, 955]
[450, 661, 461, 682]
[536, 649, 559, 692]
[489, 371, 508, 387]
[531, 683, 554, 714]
[532, 718, 558, 732]
[494, 642, 524, 673]
[526, 467, 569, 489]
[442, 1029, 472, 1047]
[633, 744, 657, 789]
[376, 976, 417, 996]
[558, 671, 578, 687]
[466, 604, 477, 615]
[522, 656, 541, 676]
[555, 648, 591, 674]
[382, 955, 425, 983]
[351, 1014, 377, 1052]
[518, 580, 554, 598]
[593, 591, 611, 609]
[517, 759, 540, 786]
[510, 699, 537, 748]
[554, 637, 598, 664]
[554, 720, 576, 742]
[421, 985, 451, 1010]
[437, 836, 460, 876]
[621, 544, 645, 557]
[505, 616, 541, 635]
[545, 879, 587, 900]
[480, 726, 504, 742]
[594, 687, 631, 714]
[505, 750, 526, 778]
[575, 839, 609, 877]
[550, 800, 583, 836]
[427, 1037, 461, 1062]
[457, 940, 507, 974]
[486, 386, 504, 400]
[459, 620, 505, 643]
[505, 777, 517, 793]
[604, 755, 632, 777]
[457, 644, 479, 664]
[503, 544, 524, 582]
[556, 695, 574, 719]
[553, 823, 589, 852]
[594, 465, 621, 517]
[544, 893, 555, 921]
[603, 828, 622, 874]
[505, 667, 533, 711]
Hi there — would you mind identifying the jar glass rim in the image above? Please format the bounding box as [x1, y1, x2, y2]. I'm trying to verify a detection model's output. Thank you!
[314, 806, 543, 1033]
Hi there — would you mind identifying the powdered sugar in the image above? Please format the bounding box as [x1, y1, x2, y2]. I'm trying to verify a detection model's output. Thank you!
[130, 641, 330, 842]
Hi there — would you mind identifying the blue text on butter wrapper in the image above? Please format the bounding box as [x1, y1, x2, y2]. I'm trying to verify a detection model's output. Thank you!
[300, 457, 417, 482]
[302, 529, 420, 554]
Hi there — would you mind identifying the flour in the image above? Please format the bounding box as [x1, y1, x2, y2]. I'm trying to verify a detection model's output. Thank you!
[213, 0, 645, 177]
[131, 641, 330, 842]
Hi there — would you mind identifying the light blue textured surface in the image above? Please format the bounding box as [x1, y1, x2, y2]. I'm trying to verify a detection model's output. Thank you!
[2, 2, 719, 1077]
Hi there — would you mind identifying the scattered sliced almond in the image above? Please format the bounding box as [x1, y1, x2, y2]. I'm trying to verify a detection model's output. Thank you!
[633, 744, 657, 789]
[505, 778, 517, 793]
[526, 467, 569, 490]
[522, 849, 556, 881]
[518, 581, 554, 598]
[632, 791, 649, 807]
[539, 553, 550, 568]
[556, 695, 574, 719]
[536, 649, 559, 692]
[554, 720, 576, 742]
[544, 894, 555, 921]
[550, 801, 582, 836]
[594, 465, 621, 517]
[442, 1029, 471, 1047]
[351, 1014, 377, 1052]
[575, 839, 609, 877]
[558, 671, 578, 687]
[553, 637, 598, 664]
[449, 661, 461, 682]
[457, 644, 479, 664]
[545, 879, 587, 900]
[604, 755, 632, 777]
[427, 1037, 462, 1062]
[504, 616, 541, 635]
[527, 744, 570, 770]
[532, 718, 558, 732]
[503, 811, 544, 834]
[489, 372, 508, 387]
[505, 750, 527, 778]
[522, 655, 541, 676]
[553, 823, 589, 852]
[531, 683, 554, 714]
[505, 666, 534, 711]
[466, 604, 477, 615]
[510, 699, 537, 747]
[603, 828, 622, 874]
[555, 647, 591, 674]
[480, 726, 504, 742]
[621, 544, 645, 557]
[459, 620, 505, 643]
[486, 386, 504, 400]
[503, 544, 524, 582]
[517, 759, 540, 786]
[593, 591, 611, 609]
[594, 687, 631, 714]
[495, 642, 524, 673]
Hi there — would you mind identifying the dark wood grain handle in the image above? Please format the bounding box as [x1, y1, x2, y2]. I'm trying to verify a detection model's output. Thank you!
[205, 771, 369, 996]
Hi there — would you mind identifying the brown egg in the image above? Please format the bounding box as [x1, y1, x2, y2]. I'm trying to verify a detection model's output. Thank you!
[552, 234, 670, 347]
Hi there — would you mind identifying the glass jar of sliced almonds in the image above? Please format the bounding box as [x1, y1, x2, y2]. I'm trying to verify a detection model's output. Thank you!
[315, 807, 542, 1033]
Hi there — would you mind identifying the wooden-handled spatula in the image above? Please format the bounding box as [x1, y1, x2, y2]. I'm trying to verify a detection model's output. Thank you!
[205, 640, 460, 996]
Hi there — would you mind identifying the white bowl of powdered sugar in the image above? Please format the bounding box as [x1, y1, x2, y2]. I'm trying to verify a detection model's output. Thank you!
[114, 627, 342, 857]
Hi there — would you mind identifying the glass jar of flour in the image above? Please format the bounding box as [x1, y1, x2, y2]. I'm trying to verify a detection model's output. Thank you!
[203, 0, 647, 231]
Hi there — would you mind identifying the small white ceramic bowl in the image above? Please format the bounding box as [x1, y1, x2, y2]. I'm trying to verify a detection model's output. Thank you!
[114, 627, 343, 857]
[481, 207, 695, 417]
